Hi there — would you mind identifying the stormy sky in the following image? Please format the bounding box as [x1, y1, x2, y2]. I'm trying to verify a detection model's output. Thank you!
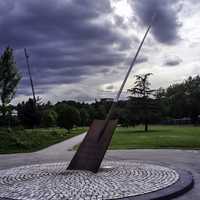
[0, 0, 199, 104]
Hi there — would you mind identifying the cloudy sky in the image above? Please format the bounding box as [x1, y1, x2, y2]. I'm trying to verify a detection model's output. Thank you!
[0, 0, 200, 104]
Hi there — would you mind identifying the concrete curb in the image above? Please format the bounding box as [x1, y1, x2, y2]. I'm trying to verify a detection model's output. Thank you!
[118, 169, 194, 200]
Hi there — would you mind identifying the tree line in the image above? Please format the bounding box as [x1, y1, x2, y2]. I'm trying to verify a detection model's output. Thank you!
[0, 47, 200, 131]
[4, 73, 200, 131]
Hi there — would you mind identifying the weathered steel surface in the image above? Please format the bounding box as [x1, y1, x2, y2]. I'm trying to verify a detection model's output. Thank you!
[67, 119, 117, 173]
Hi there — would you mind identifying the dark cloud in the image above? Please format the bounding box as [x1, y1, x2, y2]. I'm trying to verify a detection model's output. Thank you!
[123, 55, 148, 67]
[130, 0, 182, 44]
[0, 0, 131, 99]
[164, 56, 182, 66]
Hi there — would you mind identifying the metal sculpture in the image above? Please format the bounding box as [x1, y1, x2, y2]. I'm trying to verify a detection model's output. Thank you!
[68, 15, 156, 173]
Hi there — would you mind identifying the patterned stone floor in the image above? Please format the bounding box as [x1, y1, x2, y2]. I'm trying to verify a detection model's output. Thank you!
[0, 161, 179, 200]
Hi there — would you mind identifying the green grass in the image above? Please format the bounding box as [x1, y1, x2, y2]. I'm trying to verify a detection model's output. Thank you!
[110, 125, 200, 149]
[0, 127, 86, 154]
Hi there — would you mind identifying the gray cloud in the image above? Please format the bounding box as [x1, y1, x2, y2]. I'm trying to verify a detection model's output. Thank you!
[130, 0, 182, 44]
[123, 55, 148, 67]
[0, 0, 132, 99]
[0, 0, 186, 103]
[135, 56, 148, 64]
[164, 56, 182, 66]
[105, 85, 114, 90]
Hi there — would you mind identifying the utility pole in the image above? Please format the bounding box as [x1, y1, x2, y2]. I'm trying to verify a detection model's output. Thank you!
[24, 48, 36, 105]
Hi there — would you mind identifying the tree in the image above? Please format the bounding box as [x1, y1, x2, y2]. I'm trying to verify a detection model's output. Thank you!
[165, 83, 186, 118]
[0, 47, 21, 119]
[154, 87, 170, 121]
[184, 76, 200, 124]
[162, 76, 200, 124]
[41, 109, 57, 127]
[80, 108, 90, 126]
[94, 104, 107, 119]
[56, 104, 80, 132]
[128, 73, 155, 132]
[17, 99, 41, 128]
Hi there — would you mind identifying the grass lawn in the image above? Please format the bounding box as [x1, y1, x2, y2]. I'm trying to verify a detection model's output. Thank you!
[0, 127, 86, 154]
[110, 125, 200, 149]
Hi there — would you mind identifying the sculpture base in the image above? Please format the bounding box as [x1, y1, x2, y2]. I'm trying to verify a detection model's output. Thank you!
[0, 161, 193, 200]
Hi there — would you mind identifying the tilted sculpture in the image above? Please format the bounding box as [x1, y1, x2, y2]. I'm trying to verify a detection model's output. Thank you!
[68, 15, 156, 173]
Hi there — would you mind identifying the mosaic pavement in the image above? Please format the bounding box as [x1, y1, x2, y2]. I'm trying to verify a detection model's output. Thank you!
[0, 161, 179, 200]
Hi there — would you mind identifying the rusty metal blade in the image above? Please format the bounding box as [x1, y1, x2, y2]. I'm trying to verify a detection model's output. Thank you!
[67, 119, 117, 173]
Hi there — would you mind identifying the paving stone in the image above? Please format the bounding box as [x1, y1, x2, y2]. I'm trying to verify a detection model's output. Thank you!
[0, 161, 179, 200]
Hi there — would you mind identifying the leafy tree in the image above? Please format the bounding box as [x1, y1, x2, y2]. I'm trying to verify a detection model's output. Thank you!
[117, 108, 133, 127]
[80, 108, 90, 126]
[57, 104, 80, 132]
[165, 83, 187, 118]
[94, 104, 107, 119]
[128, 73, 155, 132]
[0, 47, 21, 119]
[184, 76, 200, 124]
[17, 99, 41, 128]
[154, 87, 170, 120]
[41, 109, 57, 127]
[154, 76, 200, 125]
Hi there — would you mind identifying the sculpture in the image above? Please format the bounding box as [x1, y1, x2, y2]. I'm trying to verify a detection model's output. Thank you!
[68, 14, 156, 173]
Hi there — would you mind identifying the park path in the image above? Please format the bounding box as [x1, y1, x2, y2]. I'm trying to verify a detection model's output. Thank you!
[0, 132, 86, 170]
[37, 132, 86, 155]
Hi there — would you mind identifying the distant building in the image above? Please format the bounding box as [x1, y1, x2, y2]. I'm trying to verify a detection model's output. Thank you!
[162, 117, 191, 125]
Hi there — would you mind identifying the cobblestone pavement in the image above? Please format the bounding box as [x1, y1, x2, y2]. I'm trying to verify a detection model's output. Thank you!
[0, 134, 199, 199]
[0, 161, 179, 200]
[105, 150, 200, 200]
